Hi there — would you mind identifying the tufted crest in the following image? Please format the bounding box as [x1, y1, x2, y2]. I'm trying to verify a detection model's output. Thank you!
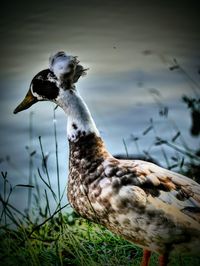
[49, 51, 88, 89]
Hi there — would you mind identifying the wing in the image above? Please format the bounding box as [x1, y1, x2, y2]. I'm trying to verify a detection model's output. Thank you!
[126, 159, 200, 222]
[102, 158, 200, 223]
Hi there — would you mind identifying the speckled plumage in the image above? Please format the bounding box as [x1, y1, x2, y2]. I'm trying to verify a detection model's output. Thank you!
[14, 51, 200, 265]
[67, 132, 200, 255]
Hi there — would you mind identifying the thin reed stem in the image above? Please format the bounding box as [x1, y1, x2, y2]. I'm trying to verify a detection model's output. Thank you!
[37, 168, 57, 204]
[122, 138, 129, 158]
[44, 189, 51, 217]
[38, 136, 53, 191]
[53, 108, 61, 207]
[28, 203, 70, 237]
[27, 111, 34, 213]
[3, 172, 7, 225]
[156, 137, 200, 161]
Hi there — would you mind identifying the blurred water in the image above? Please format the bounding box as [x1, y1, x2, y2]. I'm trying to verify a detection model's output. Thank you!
[0, 0, 200, 215]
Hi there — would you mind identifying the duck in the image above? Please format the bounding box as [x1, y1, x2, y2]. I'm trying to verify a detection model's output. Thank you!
[14, 51, 200, 266]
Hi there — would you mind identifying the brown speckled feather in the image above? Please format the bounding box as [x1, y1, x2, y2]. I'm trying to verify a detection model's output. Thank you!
[68, 133, 200, 255]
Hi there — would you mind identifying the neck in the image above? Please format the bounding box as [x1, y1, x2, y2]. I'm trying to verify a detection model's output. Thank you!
[56, 89, 100, 142]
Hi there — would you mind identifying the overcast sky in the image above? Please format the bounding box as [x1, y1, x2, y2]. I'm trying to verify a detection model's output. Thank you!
[0, 0, 199, 212]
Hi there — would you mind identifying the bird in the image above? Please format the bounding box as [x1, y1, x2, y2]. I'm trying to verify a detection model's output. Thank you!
[14, 51, 200, 266]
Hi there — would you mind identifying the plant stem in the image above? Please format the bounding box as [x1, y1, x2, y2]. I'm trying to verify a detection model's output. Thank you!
[27, 111, 34, 213]
[38, 136, 51, 188]
[28, 203, 70, 237]
[122, 138, 129, 158]
[53, 109, 61, 208]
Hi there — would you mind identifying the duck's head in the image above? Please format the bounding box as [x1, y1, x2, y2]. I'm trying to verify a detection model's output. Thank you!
[14, 51, 87, 114]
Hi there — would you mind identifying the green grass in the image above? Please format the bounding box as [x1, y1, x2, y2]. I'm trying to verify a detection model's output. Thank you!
[1, 214, 200, 266]
[0, 214, 139, 266]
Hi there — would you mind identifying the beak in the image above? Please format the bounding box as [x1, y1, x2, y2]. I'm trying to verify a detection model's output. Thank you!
[13, 89, 38, 114]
